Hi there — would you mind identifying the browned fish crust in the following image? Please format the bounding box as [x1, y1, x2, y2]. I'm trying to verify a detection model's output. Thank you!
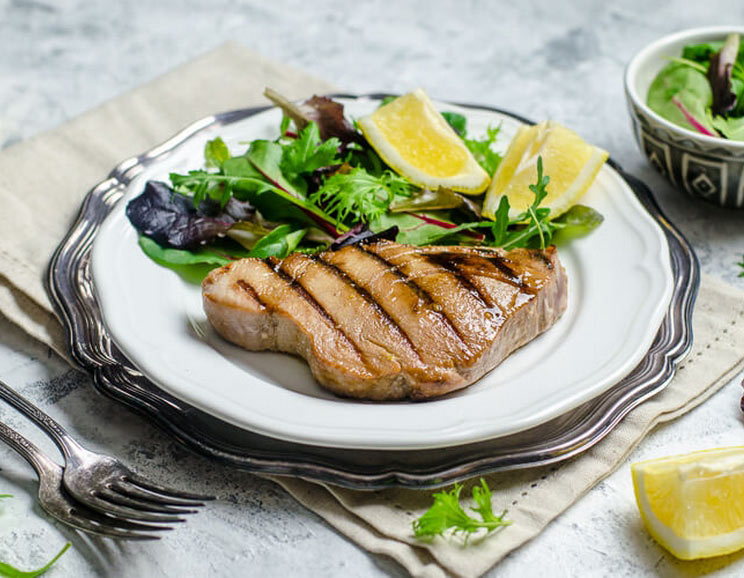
[202, 241, 568, 400]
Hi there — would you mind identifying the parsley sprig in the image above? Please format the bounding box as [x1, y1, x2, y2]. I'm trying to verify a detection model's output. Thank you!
[413, 479, 511, 542]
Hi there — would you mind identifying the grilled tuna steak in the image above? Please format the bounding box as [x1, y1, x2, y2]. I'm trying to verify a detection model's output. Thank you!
[202, 241, 568, 400]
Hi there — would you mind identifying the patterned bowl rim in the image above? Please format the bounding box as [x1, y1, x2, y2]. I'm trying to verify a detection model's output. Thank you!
[624, 25, 744, 152]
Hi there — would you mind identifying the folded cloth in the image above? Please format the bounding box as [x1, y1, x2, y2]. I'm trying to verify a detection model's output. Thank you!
[1, 42, 743, 578]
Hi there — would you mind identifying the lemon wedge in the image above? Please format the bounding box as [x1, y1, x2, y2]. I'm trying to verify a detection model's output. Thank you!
[483, 120, 608, 220]
[358, 89, 490, 194]
[632, 447, 744, 560]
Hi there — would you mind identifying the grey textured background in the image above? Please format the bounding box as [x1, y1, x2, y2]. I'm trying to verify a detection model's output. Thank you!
[1, 0, 744, 576]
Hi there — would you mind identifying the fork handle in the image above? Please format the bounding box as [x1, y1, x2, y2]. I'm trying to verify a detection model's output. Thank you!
[0, 419, 60, 481]
[0, 378, 81, 462]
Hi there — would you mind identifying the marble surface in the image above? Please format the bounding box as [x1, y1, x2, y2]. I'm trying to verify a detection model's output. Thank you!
[1, 0, 744, 576]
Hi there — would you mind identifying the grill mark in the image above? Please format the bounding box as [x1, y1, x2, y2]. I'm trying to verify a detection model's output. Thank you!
[445, 250, 536, 294]
[312, 254, 423, 361]
[475, 252, 521, 284]
[424, 254, 493, 309]
[265, 260, 369, 365]
[235, 280, 266, 309]
[415, 245, 529, 290]
[357, 245, 468, 346]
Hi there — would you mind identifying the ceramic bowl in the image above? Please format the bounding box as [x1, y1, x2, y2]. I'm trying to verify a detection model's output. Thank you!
[625, 26, 744, 208]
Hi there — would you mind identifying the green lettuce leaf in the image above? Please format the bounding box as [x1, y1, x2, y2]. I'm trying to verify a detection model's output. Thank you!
[248, 225, 307, 258]
[204, 137, 231, 169]
[711, 114, 744, 140]
[647, 63, 717, 134]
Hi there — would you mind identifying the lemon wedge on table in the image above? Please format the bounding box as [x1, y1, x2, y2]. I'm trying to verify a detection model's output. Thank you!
[632, 447, 744, 560]
[483, 120, 608, 220]
[358, 89, 490, 194]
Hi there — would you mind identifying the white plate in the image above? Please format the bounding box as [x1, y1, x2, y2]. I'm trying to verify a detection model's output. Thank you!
[91, 97, 674, 450]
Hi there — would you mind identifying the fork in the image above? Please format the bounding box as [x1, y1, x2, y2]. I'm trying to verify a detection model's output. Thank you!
[0, 419, 169, 539]
[0, 379, 213, 524]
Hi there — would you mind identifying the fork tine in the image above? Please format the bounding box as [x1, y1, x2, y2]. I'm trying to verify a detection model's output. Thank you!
[68, 504, 174, 533]
[41, 502, 168, 541]
[58, 516, 163, 541]
[114, 480, 208, 507]
[123, 474, 215, 502]
[94, 488, 196, 517]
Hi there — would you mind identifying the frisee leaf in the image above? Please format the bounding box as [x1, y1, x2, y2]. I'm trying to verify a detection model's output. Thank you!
[0, 542, 71, 578]
[311, 168, 413, 225]
[464, 125, 502, 175]
[413, 479, 511, 542]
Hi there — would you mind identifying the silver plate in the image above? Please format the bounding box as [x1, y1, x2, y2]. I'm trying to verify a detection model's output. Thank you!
[46, 97, 699, 489]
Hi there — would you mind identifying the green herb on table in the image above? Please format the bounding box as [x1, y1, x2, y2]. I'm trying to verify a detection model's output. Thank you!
[738, 256, 744, 277]
[0, 543, 70, 578]
[0, 495, 71, 577]
[413, 478, 511, 542]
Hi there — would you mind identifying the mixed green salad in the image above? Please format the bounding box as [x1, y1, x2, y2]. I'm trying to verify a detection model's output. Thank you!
[126, 90, 602, 278]
[648, 33, 744, 140]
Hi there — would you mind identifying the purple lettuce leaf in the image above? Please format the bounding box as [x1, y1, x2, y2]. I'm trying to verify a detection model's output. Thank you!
[264, 88, 364, 147]
[708, 33, 740, 116]
[126, 181, 254, 250]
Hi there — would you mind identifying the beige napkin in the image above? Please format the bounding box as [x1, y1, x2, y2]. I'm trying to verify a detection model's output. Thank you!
[1, 43, 743, 578]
